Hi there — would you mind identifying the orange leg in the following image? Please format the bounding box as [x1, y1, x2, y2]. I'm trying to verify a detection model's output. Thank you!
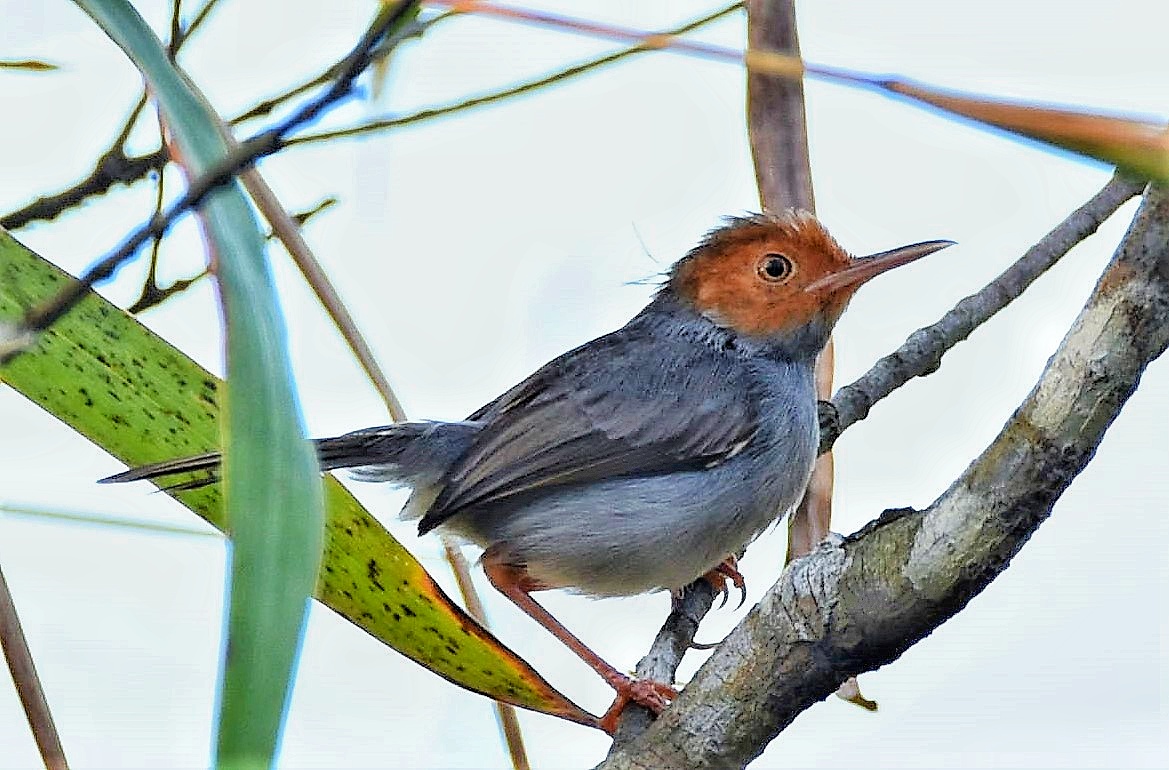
[482, 549, 678, 734]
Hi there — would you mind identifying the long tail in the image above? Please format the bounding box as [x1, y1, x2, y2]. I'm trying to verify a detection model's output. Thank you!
[99, 421, 479, 491]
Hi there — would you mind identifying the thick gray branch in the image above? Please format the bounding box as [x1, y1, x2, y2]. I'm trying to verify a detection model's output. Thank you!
[599, 184, 1169, 769]
[614, 173, 1142, 748]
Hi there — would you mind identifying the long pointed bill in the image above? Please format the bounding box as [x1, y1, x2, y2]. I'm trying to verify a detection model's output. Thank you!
[804, 239, 956, 294]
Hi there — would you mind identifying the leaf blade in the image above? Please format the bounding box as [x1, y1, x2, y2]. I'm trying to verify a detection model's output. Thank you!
[0, 228, 592, 725]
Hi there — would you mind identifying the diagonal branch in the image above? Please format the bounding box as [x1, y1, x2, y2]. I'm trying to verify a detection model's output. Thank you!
[2, 4, 740, 230]
[820, 172, 1145, 453]
[287, 3, 743, 146]
[0, 563, 69, 770]
[0, 0, 221, 230]
[617, 172, 1144, 749]
[0, 1, 419, 363]
[600, 182, 1168, 769]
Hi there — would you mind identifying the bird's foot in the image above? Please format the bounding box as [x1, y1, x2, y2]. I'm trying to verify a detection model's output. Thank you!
[597, 675, 679, 734]
[701, 556, 747, 609]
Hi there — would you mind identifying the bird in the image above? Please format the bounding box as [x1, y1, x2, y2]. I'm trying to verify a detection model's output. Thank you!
[102, 210, 953, 733]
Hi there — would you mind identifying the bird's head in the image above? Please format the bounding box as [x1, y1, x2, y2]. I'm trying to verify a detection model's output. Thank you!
[667, 211, 953, 357]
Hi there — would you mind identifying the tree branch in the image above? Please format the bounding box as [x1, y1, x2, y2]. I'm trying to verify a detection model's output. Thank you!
[2, 4, 739, 230]
[821, 172, 1145, 454]
[0, 0, 221, 230]
[0, 1, 419, 363]
[599, 182, 1168, 769]
[613, 173, 1144, 753]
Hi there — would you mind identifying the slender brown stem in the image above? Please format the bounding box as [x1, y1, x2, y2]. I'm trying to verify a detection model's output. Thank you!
[0, 1, 421, 366]
[288, 2, 743, 146]
[240, 137, 529, 770]
[0, 563, 69, 770]
[443, 541, 531, 770]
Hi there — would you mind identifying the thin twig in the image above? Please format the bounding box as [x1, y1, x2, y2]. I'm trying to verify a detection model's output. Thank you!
[0, 563, 69, 770]
[744, 0, 870, 710]
[167, 0, 183, 58]
[1, 4, 739, 228]
[290, 2, 743, 146]
[0, 0, 420, 364]
[0, 503, 218, 539]
[821, 172, 1145, 453]
[232, 12, 455, 125]
[126, 150, 173, 312]
[177, 0, 222, 48]
[239, 169, 408, 421]
[442, 541, 532, 770]
[616, 0, 823, 742]
[0, 0, 221, 230]
[422, 0, 872, 85]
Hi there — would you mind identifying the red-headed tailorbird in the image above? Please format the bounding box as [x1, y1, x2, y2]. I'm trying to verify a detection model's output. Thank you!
[102, 210, 953, 732]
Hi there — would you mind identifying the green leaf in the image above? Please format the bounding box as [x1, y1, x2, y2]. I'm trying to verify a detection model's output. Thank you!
[0, 229, 594, 729]
[73, 2, 324, 766]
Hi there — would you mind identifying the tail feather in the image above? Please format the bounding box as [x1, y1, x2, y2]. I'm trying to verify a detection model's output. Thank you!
[98, 451, 223, 488]
[99, 421, 479, 491]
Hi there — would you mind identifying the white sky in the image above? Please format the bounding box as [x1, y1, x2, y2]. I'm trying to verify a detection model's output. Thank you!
[0, 1, 1166, 768]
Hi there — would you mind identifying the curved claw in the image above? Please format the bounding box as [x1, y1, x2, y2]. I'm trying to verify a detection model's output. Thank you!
[702, 556, 747, 610]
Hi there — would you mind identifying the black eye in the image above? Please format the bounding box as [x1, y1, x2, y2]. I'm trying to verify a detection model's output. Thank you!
[757, 253, 793, 282]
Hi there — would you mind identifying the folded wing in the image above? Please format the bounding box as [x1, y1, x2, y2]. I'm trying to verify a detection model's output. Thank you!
[419, 327, 759, 533]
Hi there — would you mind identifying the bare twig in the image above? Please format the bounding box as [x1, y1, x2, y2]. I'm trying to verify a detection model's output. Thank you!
[233, 12, 453, 125]
[0, 60, 59, 72]
[126, 151, 174, 313]
[0, 502, 218, 539]
[744, 0, 870, 710]
[0, 0, 420, 364]
[287, 3, 743, 146]
[601, 184, 1167, 768]
[821, 172, 1145, 453]
[240, 169, 409, 420]
[0, 146, 166, 231]
[441, 541, 531, 770]
[0, 0, 221, 230]
[746, 0, 814, 214]
[167, 0, 183, 58]
[2, 4, 739, 229]
[0, 563, 69, 770]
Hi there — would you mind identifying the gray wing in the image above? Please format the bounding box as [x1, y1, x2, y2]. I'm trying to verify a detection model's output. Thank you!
[418, 327, 759, 533]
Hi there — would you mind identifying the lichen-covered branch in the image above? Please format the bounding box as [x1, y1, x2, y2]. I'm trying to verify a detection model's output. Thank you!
[617, 173, 1145, 749]
[599, 183, 1167, 769]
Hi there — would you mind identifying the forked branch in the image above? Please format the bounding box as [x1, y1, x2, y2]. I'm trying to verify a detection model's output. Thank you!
[602, 183, 1167, 769]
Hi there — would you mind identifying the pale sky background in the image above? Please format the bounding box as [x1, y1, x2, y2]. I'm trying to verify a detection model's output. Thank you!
[0, 1, 1166, 768]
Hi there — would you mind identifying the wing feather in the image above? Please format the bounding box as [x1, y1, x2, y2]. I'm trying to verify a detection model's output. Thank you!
[419, 326, 758, 532]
